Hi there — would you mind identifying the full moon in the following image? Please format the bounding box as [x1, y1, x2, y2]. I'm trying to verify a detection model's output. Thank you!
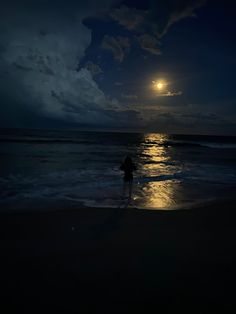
[157, 82, 163, 89]
[152, 79, 167, 92]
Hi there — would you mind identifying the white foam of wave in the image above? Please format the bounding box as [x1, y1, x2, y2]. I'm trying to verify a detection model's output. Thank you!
[0, 169, 122, 204]
[1, 165, 236, 210]
[201, 143, 236, 149]
[165, 140, 236, 149]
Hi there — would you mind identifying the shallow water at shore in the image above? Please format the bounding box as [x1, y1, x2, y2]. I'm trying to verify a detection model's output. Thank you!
[1, 128, 236, 211]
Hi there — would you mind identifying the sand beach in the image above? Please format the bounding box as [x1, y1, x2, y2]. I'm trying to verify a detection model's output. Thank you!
[1, 200, 236, 313]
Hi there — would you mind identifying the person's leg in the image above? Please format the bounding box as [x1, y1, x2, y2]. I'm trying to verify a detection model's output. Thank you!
[128, 180, 133, 200]
[123, 180, 127, 198]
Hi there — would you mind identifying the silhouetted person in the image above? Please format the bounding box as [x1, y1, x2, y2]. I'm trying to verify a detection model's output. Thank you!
[120, 155, 136, 201]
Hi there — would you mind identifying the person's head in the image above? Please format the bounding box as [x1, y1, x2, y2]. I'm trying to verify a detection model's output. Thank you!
[124, 155, 132, 164]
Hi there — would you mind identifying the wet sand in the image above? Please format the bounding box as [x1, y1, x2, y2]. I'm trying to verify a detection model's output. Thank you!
[1, 201, 236, 313]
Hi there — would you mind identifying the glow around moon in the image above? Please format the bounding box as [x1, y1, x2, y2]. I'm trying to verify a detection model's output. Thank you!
[152, 80, 167, 91]
[151, 79, 182, 97]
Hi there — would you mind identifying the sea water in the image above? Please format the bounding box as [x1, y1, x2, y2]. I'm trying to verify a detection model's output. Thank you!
[0, 128, 236, 211]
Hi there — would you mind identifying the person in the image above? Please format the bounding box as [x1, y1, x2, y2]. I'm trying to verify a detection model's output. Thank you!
[120, 155, 136, 201]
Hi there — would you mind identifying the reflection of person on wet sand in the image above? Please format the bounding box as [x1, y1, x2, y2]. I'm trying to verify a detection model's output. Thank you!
[120, 155, 136, 202]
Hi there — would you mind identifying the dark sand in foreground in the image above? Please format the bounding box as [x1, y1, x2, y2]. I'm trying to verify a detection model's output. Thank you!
[1, 201, 236, 313]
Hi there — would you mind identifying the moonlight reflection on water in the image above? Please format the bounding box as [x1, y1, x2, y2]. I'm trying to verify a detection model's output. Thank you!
[132, 133, 182, 209]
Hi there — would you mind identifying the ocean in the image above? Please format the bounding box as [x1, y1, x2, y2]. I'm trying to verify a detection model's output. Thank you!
[0, 128, 236, 211]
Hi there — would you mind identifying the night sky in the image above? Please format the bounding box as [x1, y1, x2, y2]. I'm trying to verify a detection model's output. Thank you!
[0, 0, 235, 135]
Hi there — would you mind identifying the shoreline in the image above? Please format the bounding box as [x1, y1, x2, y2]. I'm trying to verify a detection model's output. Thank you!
[1, 196, 236, 215]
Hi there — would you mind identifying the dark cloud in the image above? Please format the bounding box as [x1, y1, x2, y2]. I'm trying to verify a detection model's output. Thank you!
[84, 61, 103, 76]
[114, 81, 123, 86]
[107, 1, 206, 60]
[101, 35, 130, 62]
[12, 62, 33, 72]
[155, 91, 183, 97]
[137, 34, 162, 56]
[121, 93, 138, 100]
[0, 0, 127, 127]
[109, 1, 207, 43]
[135, 105, 236, 134]
[39, 29, 49, 37]
[109, 5, 147, 30]
[157, 0, 207, 37]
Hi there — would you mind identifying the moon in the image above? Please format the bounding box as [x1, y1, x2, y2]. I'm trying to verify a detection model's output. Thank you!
[152, 79, 167, 92]
[157, 82, 163, 89]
